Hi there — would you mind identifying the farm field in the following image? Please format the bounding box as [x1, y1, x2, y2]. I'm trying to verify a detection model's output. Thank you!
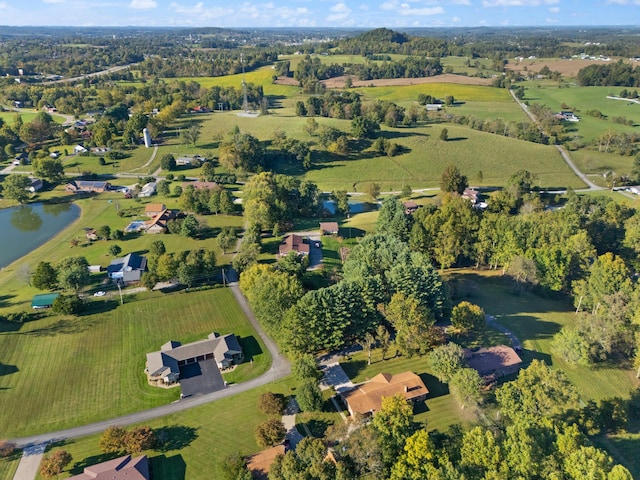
[0, 287, 270, 438]
[33, 377, 296, 480]
[506, 58, 627, 78]
[522, 83, 640, 143]
[352, 82, 510, 103]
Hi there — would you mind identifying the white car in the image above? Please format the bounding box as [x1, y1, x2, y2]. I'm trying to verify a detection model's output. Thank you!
[93, 291, 106, 297]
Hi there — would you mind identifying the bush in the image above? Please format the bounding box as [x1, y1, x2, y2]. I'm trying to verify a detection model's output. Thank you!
[255, 419, 286, 448]
[52, 294, 84, 315]
[296, 380, 323, 412]
[40, 450, 72, 478]
[259, 392, 287, 415]
[0, 441, 16, 458]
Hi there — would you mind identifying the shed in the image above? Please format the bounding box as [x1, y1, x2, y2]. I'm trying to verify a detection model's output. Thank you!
[32, 293, 60, 309]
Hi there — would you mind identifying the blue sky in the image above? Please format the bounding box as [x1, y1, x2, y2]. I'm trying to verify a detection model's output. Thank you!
[1, 0, 639, 28]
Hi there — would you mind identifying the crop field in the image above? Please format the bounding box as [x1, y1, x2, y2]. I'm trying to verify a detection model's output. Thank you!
[0, 287, 270, 438]
[353, 82, 511, 103]
[522, 83, 640, 143]
[506, 58, 627, 78]
[440, 55, 503, 77]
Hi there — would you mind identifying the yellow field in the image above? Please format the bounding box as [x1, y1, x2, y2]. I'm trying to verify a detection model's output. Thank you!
[352, 83, 511, 103]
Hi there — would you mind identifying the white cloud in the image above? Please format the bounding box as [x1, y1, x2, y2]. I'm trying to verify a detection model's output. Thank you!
[483, 0, 558, 6]
[0, 1, 8, 8]
[452, 15, 461, 21]
[606, 0, 640, 4]
[326, 2, 351, 22]
[548, 6, 559, 12]
[381, 0, 444, 15]
[42, 0, 65, 4]
[129, 0, 157, 9]
[546, 16, 558, 22]
[169, 1, 234, 18]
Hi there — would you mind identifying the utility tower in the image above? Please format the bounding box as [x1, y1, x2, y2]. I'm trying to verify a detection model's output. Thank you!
[241, 53, 249, 114]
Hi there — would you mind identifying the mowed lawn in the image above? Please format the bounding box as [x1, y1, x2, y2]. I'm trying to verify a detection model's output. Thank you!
[445, 269, 637, 401]
[35, 378, 296, 480]
[0, 287, 271, 438]
[302, 124, 585, 191]
[522, 83, 640, 143]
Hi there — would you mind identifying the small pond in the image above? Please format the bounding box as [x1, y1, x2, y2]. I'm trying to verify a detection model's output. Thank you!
[322, 199, 378, 215]
[0, 202, 81, 268]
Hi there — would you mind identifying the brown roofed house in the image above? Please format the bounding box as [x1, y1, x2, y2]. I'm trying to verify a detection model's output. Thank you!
[247, 445, 286, 480]
[67, 454, 149, 480]
[319, 222, 339, 235]
[144, 209, 177, 234]
[144, 203, 166, 217]
[465, 345, 523, 378]
[403, 201, 419, 215]
[342, 372, 428, 416]
[278, 234, 310, 257]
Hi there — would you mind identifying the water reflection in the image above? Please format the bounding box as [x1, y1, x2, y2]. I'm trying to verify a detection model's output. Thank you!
[10, 206, 43, 232]
[42, 202, 72, 217]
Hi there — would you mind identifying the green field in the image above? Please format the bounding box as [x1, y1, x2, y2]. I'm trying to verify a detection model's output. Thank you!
[0, 287, 270, 438]
[522, 83, 640, 143]
[34, 377, 296, 480]
[353, 83, 510, 103]
[0, 109, 67, 126]
[0, 452, 20, 480]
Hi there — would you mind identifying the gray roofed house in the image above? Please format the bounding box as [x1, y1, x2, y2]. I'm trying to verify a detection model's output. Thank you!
[107, 253, 147, 284]
[146, 333, 244, 385]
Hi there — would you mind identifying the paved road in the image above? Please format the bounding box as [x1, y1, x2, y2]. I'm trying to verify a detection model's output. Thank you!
[509, 89, 602, 191]
[9, 283, 290, 449]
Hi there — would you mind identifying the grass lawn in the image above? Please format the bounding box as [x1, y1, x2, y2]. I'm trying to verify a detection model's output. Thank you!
[0, 451, 21, 480]
[0, 110, 67, 125]
[353, 83, 511, 103]
[34, 377, 296, 480]
[521, 83, 640, 144]
[0, 287, 271, 438]
[298, 123, 585, 191]
[570, 148, 636, 179]
[594, 429, 640, 479]
[445, 269, 637, 401]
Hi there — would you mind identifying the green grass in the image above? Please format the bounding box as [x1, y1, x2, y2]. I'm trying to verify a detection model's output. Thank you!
[34, 377, 296, 480]
[0, 451, 21, 480]
[0, 287, 271, 438]
[449, 100, 529, 123]
[0, 110, 67, 125]
[353, 83, 511, 103]
[299, 123, 585, 191]
[570, 148, 636, 179]
[594, 430, 640, 479]
[521, 83, 640, 143]
[445, 269, 637, 401]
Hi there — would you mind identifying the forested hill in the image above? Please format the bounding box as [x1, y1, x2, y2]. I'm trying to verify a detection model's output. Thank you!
[336, 28, 449, 57]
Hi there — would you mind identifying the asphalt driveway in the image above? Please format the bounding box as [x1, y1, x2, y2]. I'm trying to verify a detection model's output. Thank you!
[179, 359, 225, 397]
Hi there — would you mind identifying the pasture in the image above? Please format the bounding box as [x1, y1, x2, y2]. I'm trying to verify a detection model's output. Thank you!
[522, 83, 640, 143]
[0, 287, 270, 438]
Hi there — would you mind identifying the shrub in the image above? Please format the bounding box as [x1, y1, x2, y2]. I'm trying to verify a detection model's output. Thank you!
[255, 419, 286, 448]
[259, 392, 287, 415]
[40, 450, 72, 478]
[0, 441, 16, 458]
[52, 294, 84, 315]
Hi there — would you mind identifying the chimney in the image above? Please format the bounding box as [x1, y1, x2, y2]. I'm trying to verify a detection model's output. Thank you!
[404, 385, 408, 393]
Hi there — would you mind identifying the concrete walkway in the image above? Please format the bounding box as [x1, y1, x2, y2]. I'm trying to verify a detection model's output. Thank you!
[282, 399, 304, 450]
[13, 443, 47, 480]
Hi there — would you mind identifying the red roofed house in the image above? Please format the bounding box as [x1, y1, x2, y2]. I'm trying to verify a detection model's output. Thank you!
[278, 234, 310, 257]
[67, 454, 149, 480]
[403, 201, 419, 215]
[341, 372, 428, 417]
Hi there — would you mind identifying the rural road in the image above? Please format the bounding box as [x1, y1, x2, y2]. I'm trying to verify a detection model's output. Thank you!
[44, 64, 137, 84]
[9, 282, 290, 449]
[509, 89, 603, 191]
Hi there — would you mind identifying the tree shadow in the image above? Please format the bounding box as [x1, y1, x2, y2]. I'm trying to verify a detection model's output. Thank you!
[155, 425, 199, 452]
[340, 359, 367, 380]
[446, 137, 468, 142]
[20, 317, 94, 337]
[0, 361, 18, 377]
[239, 336, 263, 364]
[151, 453, 187, 480]
[297, 418, 331, 438]
[421, 372, 450, 399]
[80, 299, 120, 316]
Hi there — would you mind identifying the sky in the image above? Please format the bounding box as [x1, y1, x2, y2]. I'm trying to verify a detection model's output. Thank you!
[0, 0, 639, 28]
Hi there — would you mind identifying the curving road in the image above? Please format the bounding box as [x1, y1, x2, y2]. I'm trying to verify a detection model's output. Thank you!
[9, 282, 290, 449]
[509, 89, 603, 191]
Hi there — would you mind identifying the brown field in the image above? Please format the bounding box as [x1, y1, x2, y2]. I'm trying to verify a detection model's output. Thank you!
[274, 73, 493, 89]
[505, 58, 628, 77]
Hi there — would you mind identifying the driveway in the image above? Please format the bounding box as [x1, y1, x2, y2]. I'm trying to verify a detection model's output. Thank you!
[179, 359, 225, 397]
[320, 363, 355, 394]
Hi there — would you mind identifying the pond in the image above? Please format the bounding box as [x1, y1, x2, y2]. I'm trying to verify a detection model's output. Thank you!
[322, 199, 378, 215]
[0, 202, 81, 268]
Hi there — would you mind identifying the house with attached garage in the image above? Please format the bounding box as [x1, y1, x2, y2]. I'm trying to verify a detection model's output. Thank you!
[146, 332, 244, 385]
[107, 252, 147, 284]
